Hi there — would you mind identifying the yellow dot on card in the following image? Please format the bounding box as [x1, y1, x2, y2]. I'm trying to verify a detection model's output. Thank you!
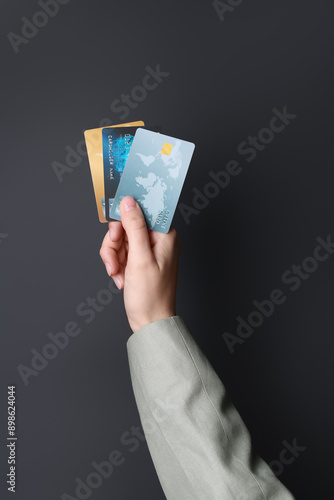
[161, 142, 173, 155]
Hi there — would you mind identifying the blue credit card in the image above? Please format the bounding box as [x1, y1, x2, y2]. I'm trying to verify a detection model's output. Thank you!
[109, 128, 195, 233]
[102, 126, 141, 220]
[101, 198, 113, 219]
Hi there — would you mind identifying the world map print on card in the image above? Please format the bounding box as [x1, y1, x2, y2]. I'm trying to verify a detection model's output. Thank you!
[109, 129, 195, 233]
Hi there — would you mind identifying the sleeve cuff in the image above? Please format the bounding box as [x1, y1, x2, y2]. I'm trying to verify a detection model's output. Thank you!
[127, 315, 183, 345]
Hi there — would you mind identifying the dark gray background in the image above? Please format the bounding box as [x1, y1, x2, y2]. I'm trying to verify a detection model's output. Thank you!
[1, 0, 333, 498]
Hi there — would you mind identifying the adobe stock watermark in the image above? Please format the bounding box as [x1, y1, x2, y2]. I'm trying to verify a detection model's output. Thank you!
[7, 0, 71, 55]
[0, 233, 9, 245]
[60, 395, 181, 499]
[178, 106, 297, 224]
[17, 279, 122, 386]
[213, 0, 244, 22]
[110, 64, 170, 121]
[221, 435, 305, 500]
[222, 235, 334, 353]
[51, 64, 169, 183]
[269, 438, 307, 477]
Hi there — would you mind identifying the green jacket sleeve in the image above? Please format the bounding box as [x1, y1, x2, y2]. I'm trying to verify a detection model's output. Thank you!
[126, 315, 295, 500]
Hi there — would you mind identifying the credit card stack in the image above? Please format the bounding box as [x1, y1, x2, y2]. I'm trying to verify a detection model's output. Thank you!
[84, 121, 195, 233]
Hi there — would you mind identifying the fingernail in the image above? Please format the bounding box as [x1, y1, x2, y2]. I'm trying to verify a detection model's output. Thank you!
[105, 263, 112, 276]
[113, 276, 122, 289]
[109, 227, 113, 241]
[122, 196, 136, 212]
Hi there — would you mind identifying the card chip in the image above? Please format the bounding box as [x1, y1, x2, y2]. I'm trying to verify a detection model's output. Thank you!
[161, 142, 173, 155]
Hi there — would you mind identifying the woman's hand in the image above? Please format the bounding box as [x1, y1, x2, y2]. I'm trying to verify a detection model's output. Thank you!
[99, 196, 179, 332]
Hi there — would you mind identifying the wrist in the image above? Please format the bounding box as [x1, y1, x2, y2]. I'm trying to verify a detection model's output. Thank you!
[130, 310, 176, 333]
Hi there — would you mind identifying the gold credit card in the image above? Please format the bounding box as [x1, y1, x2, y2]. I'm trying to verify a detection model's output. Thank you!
[84, 121, 145, 222]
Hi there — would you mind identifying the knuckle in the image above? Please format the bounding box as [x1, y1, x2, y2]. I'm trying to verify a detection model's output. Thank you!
[129, 217, 147, 232]
[99, 247, 105, 261]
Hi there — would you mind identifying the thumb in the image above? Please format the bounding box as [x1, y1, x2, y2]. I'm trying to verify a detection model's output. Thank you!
[120, 196, 153, 262]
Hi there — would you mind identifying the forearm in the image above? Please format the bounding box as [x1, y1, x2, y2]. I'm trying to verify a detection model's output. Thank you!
[127, 316, 295, 500]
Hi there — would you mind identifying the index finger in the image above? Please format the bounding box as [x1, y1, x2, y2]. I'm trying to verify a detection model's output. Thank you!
[108, 220, 124, 247]
[100, 221, 124, 275]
